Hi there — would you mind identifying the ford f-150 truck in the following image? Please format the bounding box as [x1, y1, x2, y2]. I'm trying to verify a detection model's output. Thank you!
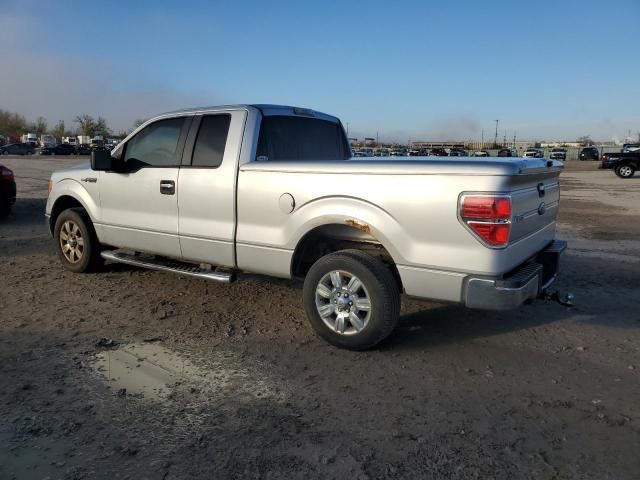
[46, 104, 566, 349]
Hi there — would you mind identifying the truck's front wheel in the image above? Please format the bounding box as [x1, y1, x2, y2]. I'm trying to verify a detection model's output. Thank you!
[54, 208, 104, 273]
[303, 249, 400, 350]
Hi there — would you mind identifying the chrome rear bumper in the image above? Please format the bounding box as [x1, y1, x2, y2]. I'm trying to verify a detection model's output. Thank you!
[464, 240, 566, 311]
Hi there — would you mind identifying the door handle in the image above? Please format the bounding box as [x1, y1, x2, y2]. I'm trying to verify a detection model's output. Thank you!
[160, 180, 175, 195]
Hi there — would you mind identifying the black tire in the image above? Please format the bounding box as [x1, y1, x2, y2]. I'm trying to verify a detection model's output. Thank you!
[54, 208, 104, 273]
[615, 163, 635, 179]
[303, 249, 400, 350]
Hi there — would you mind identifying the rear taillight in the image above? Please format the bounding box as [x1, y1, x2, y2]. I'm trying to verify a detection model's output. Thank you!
[460, 195, 512, 247]
[0, 167, 14, 181]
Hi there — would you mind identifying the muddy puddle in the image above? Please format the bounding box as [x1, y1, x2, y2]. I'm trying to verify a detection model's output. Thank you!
[94, 343, 202, 399]
[94, 342, 286, 403]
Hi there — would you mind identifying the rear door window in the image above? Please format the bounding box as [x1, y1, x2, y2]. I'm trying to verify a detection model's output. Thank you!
[191, 114, 231, 168]
[256, 116, 349, 161]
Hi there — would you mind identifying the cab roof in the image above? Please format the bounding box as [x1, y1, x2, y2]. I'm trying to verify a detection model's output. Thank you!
[159, 104, 340, 123]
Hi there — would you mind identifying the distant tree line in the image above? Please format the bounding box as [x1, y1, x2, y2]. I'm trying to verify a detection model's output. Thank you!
[0, 109, 139, 141]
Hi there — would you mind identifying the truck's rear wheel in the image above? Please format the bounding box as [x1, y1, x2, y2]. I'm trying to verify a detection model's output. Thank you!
[54, 208, 104, 273]
[303, 249, 400, 350]
[615, 164, 635, 178]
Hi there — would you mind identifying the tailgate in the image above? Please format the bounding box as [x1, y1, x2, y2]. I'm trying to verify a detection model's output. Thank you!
[507, 161, 562, 243]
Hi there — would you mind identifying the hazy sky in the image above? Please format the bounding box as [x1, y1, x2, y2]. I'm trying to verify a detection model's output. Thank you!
[1, 0, 638, 142]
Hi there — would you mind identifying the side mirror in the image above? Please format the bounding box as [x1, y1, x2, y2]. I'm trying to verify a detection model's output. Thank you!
[91, 150, 115, 171]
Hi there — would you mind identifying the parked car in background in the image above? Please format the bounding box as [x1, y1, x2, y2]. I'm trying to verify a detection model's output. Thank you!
[76, 145, 92, 156]
[497, 148, 518, 157]
[0, 143, 36, 155]
[549, 148, 567, 161]
[376, 148, 390, 157]
[40, 143, 78, 156]
[0, 164, 16, 218]
[20, 133, 38, 145]
[449, 147, 467, 157]
[523, 148, 544, 158]
[600, 150, 640, 178]
[579, 147, 600, 161]
[39, 134, 57, 148]
[46, 103, 566, 350]
[90, 136, 105, 150]
[359, 148, 374, 157]
[105, 139, 120, 151]
[429, 147, 448, 156]
[472, 150, 490, 157]
[352, 150, 366, 157]
[622, 143, 640, 153]
[389, 149, 406, 156]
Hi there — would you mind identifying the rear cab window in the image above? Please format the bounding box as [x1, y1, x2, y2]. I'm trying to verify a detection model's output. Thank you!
[256, 115, 350, 161]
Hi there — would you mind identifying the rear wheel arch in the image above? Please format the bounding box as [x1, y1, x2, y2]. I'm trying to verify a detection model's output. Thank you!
[290, 223, 403, 292]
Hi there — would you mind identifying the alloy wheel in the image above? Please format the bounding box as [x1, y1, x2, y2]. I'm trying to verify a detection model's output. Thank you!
[315, 270, 372, 335]
[59, 220, 84, 263]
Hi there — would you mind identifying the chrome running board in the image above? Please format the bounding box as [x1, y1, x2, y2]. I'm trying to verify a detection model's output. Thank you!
[101, 250, 234, 283]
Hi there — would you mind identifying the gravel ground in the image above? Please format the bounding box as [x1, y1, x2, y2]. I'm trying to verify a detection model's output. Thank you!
[0, 156, 639, 479]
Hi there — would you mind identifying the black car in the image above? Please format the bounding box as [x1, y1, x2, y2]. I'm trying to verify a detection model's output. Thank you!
[40, 143, 77, 156]
[579, 147, 600, 161]
[449, 147, 468, 157]
[429, 147, 448, 156]
[0, 164, 16, 218]
[0, 143, 35, 156]
[408, 149, 428, 156]
[76, 145, 92, 155]
[601, 151, 640, 178]
[497, 148, 517, 157]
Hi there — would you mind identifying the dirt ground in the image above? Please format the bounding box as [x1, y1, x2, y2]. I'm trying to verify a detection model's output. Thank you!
[1, 156, 639, 479]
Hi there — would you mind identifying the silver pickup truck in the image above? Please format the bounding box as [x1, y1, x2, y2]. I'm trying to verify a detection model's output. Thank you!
[46, 104, 566, 349]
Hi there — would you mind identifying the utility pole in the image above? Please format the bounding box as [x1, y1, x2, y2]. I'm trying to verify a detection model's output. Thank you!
[346, 123, 350, 137]
[481, 128, 484, 148]
[513, 131, 516, 147]
[494, 120, 499, 147]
